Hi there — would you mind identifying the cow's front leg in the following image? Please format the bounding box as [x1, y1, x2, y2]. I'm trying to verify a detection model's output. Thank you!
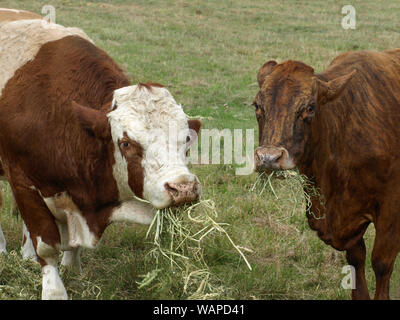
[21, 222, 37, 260]
[38, 240, 68, 300]
[10, 180, 68, 300]
[61, 247, 82, 273]
[0, 225, 6, 254]
[0, 188, 6, 254]
[345, 238, 370, 300]
[371, 194, 400, 300]
[372, 226, 399, 300]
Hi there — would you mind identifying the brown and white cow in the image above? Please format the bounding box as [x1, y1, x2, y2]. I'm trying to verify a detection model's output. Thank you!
[254, 50, 400, 299]
[0, 9, 201, 299]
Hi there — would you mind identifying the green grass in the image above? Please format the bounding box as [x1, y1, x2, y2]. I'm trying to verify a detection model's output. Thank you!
[1, 0, 400, 300]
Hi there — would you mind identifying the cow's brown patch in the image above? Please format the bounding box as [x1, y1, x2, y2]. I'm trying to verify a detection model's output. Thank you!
[119, 133, 144, 199]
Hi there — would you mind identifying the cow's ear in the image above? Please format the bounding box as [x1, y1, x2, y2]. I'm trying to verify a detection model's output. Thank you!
[71, 101, 111, 140]
[257, 60, 277, 87]
[316, 70, 356, 105]
[188, 119, 201, 135]
[187, 119, 201, 146]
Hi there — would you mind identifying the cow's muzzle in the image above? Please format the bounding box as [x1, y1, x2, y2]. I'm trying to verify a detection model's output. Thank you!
[164, 181, 200, 207]
[254, 146, 294, 172]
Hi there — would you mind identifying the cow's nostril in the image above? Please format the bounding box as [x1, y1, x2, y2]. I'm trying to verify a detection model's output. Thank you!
[269, 151, 283, 163]
[165, 183, 179, 197]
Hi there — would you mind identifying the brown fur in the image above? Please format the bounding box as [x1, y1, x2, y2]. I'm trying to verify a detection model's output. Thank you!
[119, 133, 144, 199]
[254, 49, 400, 299]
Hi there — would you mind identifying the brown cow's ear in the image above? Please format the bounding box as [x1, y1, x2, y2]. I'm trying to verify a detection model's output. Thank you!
[257, 60, 278, 87]
[316, 70, 357, 105]
[71, 101, 111, 140]
[187, 119, 201, 146]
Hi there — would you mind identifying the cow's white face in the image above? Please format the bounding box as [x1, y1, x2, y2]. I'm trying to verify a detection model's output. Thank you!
[107, 84, 201, 209]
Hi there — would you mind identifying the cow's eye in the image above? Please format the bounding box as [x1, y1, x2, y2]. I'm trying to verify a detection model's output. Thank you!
[186, 135, 191, 143]
[120, 141, 130, 148]
[307, 104, 315, 114]
[253, 102, 260, 111]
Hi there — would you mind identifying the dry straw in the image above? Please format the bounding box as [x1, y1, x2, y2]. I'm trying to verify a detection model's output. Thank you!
[250, 170, 325, 220]
[136, 198, 252, 299]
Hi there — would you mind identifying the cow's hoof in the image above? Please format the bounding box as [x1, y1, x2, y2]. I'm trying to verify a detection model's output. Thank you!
[42, 289, 68, 300]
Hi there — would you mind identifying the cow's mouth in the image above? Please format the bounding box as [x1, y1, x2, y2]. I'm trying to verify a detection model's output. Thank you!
[164, 181, 200, 207]
[254, 146, 295, 172]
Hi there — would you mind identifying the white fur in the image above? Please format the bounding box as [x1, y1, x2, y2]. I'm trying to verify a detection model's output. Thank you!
[21, 222, 37, 260]
[41, 265, 68, 300]
[110, 199, 154, 225]
[61, 247, 82, 273]
[66, 211, 98, 248]
[36, 237, 68, 300]
[0, 19, 92, 96]
[42, 192, 98, 249]
[36, 236, 59, 264]
[108, 85, 199, 208]
[0, 8, 21, 13]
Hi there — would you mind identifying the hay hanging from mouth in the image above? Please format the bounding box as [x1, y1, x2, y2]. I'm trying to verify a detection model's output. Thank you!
[250, 170, 325, 220]
[137, 199, 252, 299]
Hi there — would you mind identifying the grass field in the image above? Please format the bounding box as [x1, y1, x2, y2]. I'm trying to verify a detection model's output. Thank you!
[1, 0, 400, 300]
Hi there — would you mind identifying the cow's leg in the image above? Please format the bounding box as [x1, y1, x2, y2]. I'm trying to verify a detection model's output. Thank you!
[371, 194, 400, 300]
[371, 224, 399, 300]
[0, 188, 7, 254]
[345, 238, 370, 300]
[0, 226, 6, 254]
[10, 180, 68, 300]
[21, 222, 37, 260]
[61, 247, 82, 273]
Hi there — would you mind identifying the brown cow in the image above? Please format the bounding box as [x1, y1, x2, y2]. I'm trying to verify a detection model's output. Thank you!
[253, 50, 400, 300]
[0, 10, 201, 299]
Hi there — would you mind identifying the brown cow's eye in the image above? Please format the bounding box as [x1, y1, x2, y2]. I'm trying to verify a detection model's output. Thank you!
[253, 102, 260, 111]
[307, 104, 315, 114]
[121, 142, 130, 148]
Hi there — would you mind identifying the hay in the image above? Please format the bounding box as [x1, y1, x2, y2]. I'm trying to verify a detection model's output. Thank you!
[250, 170, 325, 220]
[137, 198, 252, 299]
[0, 250, 41, 300]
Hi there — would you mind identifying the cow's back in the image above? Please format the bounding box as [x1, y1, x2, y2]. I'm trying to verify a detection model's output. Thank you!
[316, 49, 400, 156]
[0, 8, 42, 22]
[0, 16, 92, 96]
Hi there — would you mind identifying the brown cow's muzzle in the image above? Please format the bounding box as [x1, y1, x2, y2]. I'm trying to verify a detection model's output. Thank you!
[164, 181, 201, 207]
[254, 146, 294, 172]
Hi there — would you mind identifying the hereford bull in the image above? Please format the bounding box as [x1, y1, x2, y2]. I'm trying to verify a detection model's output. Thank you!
[253, 50, 400, 299]
[0, 10, 201, 299]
